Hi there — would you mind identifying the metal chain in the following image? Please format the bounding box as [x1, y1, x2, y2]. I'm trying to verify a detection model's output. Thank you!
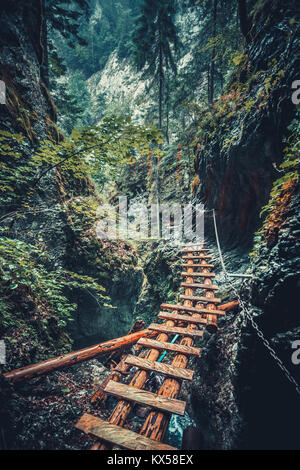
[212, 209, 300, 396]
[233, 283, 300, 395]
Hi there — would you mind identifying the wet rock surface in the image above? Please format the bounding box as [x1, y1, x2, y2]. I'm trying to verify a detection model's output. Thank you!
[0, 360, 111, 450]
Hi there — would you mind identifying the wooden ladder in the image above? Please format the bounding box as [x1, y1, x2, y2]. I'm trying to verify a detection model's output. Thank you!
[75, 242, 225, 450]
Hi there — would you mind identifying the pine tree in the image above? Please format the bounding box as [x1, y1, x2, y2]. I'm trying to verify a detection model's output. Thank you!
[132, 0, 180, 132]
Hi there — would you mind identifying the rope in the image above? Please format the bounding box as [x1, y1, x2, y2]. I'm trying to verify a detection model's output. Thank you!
[212, 209, 228, 276]
[212, 209, 300, 395]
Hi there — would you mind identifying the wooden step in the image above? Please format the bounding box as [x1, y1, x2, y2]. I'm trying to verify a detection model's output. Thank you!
[182, 249, 210, 254]
[181, 282, 218, 290]
[179, 294, 221, 304]
[158, 311, 208, 324]
[137, 338, 201, 357]
[182, 255, 212, 260]
[104, 380, 186, 416]
[161, 303, 224, 316]
[76, 413, 177, 450]
[182, 264, 214, 268]
[125, 355, 194, 381]
[148, 323, 204, 338]
[183, 242, 207, 246]
[181, 272, 215, 278]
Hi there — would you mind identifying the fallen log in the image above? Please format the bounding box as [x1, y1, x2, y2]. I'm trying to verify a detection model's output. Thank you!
[3, 329, 155, 383]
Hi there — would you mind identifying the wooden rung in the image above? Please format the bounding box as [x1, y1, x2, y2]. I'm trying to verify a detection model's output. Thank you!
[161, 303, 224, 316]
[75, 413, 177, 451]
[125, 355, 194, 381]
[183, 242, 207, 245]
[182, 264, 214, 268]
[182, 249, 210, 254]
[181, 272, 215, 278]
[148, 323, 204, 338]
[181, 282, 218, 290]
[137, 338, 201, 357]
[158, 311, 208, 324]
[104, 380, 186, 416]
[182, 255, 212, 260]
[179, 294, 221, 304]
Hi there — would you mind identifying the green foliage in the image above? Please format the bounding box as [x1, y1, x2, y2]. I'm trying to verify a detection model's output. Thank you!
[45, 0, 90, 47]
[132, 0, 180, 129]
[0, 118, 163, 213]
[52, 0, 141, 79]
[0, 235, 108, 330]
[0, 130, 34, 205]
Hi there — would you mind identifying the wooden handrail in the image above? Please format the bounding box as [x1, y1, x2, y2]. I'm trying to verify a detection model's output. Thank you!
[3, 329, 155, 383]
[218, 300, 239, 311]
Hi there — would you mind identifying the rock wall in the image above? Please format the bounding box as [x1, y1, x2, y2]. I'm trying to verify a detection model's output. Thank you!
[189, 0, 300, 449]
[194, 0, 300, 247]
[0, 0, 144, 364]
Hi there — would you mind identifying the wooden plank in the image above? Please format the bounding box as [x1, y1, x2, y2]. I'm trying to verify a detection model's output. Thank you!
[181, 271, 215, 278]
[125, 355, 194, 381]
[137, 338, 201, 357]
[148, 323, 204, 338]
[181, 282, 218, 290]
[181, 249, 210, 253]
[183, 242, 207, 246]
[104, 380, 186, 416]
[179, 294, 221, 304]
[182, 263, 214, 268]
[182, 255, 212, 260]
[76, 413, 177, 451]
[158, 311, 208, 324]
[160, 303, 223, 316]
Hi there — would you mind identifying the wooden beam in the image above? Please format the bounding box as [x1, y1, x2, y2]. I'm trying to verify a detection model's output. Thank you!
[137, 338, 201, 357]
[161, 303, 224, 316]
[158, 311, 208, 325]
[181, 249, 210, 254]
[148, 323, 204, 338]
[182, 255, 212, 259]
[76, 414, 177, 451]
[181, 271, 215, 278]
[182, 264, 214, 268]
[182, 242, 207, 246]
[218, 300, 239, 311]
[179, 294, 221, 304]
[104, 380, 186, 416]
[125, 355, 194, 381]
[181, 282, 218, 290]
[3, 329, 155, 383]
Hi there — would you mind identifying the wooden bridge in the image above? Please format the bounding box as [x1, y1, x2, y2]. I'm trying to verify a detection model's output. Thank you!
[3, 242, 238, 450]
[75, 242, 234, 450]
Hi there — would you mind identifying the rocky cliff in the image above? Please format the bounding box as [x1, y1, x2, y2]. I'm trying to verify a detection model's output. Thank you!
[0, 0, 144, 368]
[188, 0, 300, 449]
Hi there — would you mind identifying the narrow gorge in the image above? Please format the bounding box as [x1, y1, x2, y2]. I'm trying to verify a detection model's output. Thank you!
[0, 0, 299, 453]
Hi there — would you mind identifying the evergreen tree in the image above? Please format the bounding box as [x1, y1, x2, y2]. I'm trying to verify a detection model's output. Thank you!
[132, 0, 180, 132]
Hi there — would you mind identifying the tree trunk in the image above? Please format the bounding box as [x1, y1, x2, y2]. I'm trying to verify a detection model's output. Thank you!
[238, 0, 250, 43]
[159, 41, 163, 130]
[40, 0, 49, 87]
[208, 0, 218, 105]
